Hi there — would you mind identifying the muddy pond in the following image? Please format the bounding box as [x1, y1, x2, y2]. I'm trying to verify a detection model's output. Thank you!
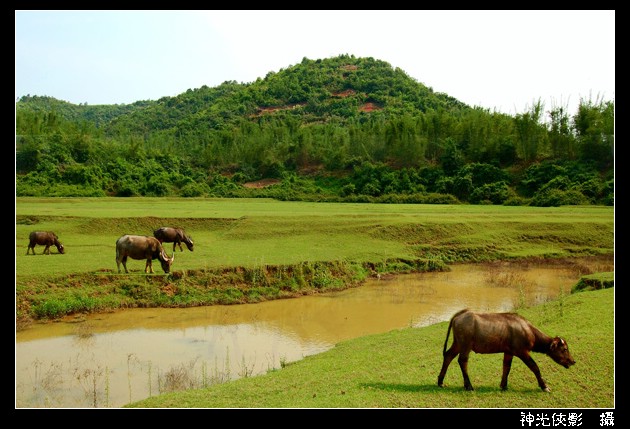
[15, 256, 613, 408]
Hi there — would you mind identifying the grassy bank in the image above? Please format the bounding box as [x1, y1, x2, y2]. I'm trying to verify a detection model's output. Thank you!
[126, 287, 614, 408]
[16, 198, 613, 325]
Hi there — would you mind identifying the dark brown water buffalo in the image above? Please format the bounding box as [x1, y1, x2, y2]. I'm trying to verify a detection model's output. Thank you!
[115, 235, 174, 274]
[437, 309, 575, 392]
[27, 231, 65, 255]
[153, 227, 194, 252]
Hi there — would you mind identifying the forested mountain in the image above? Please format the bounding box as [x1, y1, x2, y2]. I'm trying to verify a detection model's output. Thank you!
[15, 54, 614, 206]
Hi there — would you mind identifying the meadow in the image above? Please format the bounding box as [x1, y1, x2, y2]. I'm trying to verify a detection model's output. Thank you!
[15, 198, 614, 409]
[126, 287, 615, 408]
[16, 197, 614, 278]
[16, 198, 613, 323]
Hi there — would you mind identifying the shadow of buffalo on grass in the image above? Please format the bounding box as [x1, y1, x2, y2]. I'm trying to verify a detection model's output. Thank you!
[360, 382, 541, 394]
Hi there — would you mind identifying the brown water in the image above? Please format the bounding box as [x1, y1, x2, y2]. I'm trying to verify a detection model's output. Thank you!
[15, 256, 612, 408]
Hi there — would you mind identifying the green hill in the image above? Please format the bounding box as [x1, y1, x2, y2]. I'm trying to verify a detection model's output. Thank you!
[15, 55, 614, 206]
[17, 56, 469, 132]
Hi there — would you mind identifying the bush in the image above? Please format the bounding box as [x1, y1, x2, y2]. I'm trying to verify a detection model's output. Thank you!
[181, 182, 209, 197]
[340, 183, 356, 197]
[469, 182, 510, 205]
[503, 196, 530, 206]
[530, 188, 590, 207]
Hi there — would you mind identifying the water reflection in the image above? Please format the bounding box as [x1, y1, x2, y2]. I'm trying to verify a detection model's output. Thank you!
[15, 256, 612, 408]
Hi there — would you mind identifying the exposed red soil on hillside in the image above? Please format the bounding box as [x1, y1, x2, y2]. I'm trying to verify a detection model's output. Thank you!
[333, 89, 356, 97]
[242, 178, 281, 188]
[254, 103, 306, 116]
[360, 102, 380, 112]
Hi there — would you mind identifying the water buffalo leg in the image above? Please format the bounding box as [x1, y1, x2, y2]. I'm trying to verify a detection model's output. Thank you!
[458, 350, 474, 391]
[520, 354, 549, 392]
[145, 259, 154, 273]
[438, 347, 459, 387]
[501, 354, 514, 390]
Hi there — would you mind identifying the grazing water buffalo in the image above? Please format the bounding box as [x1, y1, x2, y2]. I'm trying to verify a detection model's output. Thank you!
[437, 309, 575, 392]
[115, 235, 174, 274]
[153, 227, 194, 252]
[27, 231, 65, 255]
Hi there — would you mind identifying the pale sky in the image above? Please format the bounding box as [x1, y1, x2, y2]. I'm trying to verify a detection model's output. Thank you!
[15, 10, 615, 116]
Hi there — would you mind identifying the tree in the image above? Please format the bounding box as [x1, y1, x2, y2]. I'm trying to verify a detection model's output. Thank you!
[548, 104, 576, 159]
[514, 100, 546, 162]
[573, 97, 614, 169]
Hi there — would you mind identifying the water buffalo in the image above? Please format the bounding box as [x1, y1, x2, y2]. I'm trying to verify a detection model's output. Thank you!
[437, 309, 575, 392]
[27, 231, 65, 255]
[115, 234, 174, 274]
[153, 227, 194, 252]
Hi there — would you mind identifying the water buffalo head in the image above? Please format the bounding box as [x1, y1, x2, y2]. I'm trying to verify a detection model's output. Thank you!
[549, 337, 576, 369]
[159, 251, 175, 273]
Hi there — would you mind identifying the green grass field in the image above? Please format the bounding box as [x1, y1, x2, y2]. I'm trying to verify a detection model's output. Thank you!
[16, 197, 614, 278]
[126, 287, 614, 408]
[15, 197, 615, 408]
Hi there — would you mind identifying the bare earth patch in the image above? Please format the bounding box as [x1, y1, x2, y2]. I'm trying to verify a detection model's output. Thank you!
[333, 89, 356, 97]
[242, 178, 281, 189]
[360, 102, 380, 112]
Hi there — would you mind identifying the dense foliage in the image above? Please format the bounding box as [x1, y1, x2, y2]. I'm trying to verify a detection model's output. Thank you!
[16, 55, 614, 206]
